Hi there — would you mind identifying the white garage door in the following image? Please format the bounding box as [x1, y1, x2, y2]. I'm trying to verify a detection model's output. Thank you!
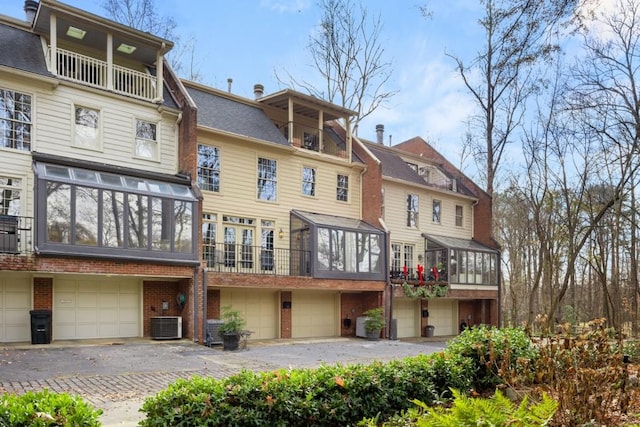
[428, 299, 457, 336]
[220, 289, 278, 339]
[394, 298, 419, 338]
[0, 274, 31, 342]
[291, 291, 338, 338]
[54, 277, 140, 340]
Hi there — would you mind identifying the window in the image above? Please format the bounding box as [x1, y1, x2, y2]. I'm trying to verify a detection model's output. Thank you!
[261, 220, 275, 271]
[391, 243, 401, 274]
[337, 174, 349, 201]
[406, 162, 418, 172]
[432, 199, 441, 223]
[36, 162, 196, 260]
[197, 144, 220, 192]
[404, 244, 414, 273]
[455, 205, 463, 227]
[257, 157, 277, 201]
[202, 213, 217, 267]
[135, 119, 157, 159]
[0, 88, 31, 151]
[302, 166, 316, 196]
[74, 106, 100, 149]
[316, 227, 381, 274]
[0, 177, 21, 215]
[406, 194, 418, 227]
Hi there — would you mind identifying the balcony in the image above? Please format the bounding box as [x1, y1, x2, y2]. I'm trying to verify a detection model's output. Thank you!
[0, 216, 33, 256]
[51, 47, 157, 102]
[203, 244, 312, 277]
[280, 122, 348, 159]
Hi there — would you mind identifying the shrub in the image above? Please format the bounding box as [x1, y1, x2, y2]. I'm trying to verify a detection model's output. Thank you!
[0, 389, 102, 426]
[140, 354, 458, 426]
[445, 325, 537, 391]
[359, 389, 558, 427]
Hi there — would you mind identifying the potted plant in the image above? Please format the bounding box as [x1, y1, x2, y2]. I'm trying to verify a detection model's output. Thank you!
[363, 307, 386, 340]
[218, 306, 246, 351]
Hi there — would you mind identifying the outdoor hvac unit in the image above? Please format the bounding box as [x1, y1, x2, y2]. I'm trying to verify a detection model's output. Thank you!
[205, 319, 224, 346]
[355, 316, 368, 338]
[150, 316, 182, 339]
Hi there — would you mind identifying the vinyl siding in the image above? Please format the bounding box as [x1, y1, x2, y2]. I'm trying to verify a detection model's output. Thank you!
[34, 84, 179, 174]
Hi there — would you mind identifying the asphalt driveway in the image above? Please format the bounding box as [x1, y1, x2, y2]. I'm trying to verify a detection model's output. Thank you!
[0, 337, 447, 426]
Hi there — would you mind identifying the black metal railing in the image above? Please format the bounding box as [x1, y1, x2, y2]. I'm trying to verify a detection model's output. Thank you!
[0, 215, 33, 255]
[203, 244, 312, 276]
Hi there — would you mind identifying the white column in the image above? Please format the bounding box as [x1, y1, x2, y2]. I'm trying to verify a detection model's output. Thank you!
[49, 13, 57, 74]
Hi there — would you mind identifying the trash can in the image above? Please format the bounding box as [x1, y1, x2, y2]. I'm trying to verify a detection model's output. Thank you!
[30, 309, 52, 344]
[425, 325, 435, 337]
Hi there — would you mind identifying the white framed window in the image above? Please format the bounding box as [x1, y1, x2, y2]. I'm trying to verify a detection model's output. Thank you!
[432, 199, 441, 223]
[73, 105, 101, 150]
[134, 119, 158, 160]
[0, 176, 21, 215]
[0, 87, 31, 151]
[302, 166, 316, 196]
[197, 144, 220, 192]
[406, 194, 418, 227]
[257, 157, 277, 201]
[455, 205, 463, 227]
[337, 174, 349, 201]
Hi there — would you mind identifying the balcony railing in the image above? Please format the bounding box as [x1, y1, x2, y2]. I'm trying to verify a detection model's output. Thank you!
[279, 122, 348, 159]
[51, 47, 157, 102]
[0, 215, 33, 255]
[203, 244, 312, 277]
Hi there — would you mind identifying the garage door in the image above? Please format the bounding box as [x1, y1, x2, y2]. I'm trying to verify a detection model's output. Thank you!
[54, 277, 140, 340]
[0, 274, 31, 342]
[220, 289, 278, 339]
[292, 291, 338, 338]
[428, 299, 457, 336]
[394, 298, 419, 338]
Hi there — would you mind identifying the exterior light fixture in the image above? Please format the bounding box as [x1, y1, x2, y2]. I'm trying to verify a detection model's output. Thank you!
[117, 43, 136, 54]
[66, 26, 86, 40]
[278, 228, 284, 239]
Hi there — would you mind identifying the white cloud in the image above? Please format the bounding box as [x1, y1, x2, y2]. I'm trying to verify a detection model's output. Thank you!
[259, 0, 311, 14]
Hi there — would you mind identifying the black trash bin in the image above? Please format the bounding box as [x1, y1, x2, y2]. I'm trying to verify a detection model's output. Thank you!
[30, 309, 52, 344]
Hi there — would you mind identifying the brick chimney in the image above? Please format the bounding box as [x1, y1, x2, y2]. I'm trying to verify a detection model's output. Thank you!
[376, 124, 384, 144]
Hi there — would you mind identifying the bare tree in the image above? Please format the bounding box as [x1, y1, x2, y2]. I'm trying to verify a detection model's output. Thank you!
[101, 0, 202, 81]
[448, 0, 579, 197]
[277, 0, 396, 131]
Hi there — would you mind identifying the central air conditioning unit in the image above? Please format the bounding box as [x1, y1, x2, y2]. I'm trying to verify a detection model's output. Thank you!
[356, 316, 368, 338]
[150, 316, 182, 339]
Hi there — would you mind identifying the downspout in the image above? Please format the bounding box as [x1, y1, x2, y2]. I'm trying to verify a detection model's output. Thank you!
[193, 267, 199, 343]
[203, 269, 209, 342]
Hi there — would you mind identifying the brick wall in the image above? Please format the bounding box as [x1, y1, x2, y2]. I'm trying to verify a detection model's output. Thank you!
[33, 277, 52, 309]
[142, 281, 182, 337]
[281, 291, 292, 338]
[340, 292, 382, 337]
[352, 140, 384, 228]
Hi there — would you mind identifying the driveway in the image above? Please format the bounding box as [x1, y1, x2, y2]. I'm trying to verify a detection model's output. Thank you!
[0, 337, 447, 426]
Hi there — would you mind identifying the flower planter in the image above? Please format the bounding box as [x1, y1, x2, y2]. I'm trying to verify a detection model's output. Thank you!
[222, 333, 240, 351]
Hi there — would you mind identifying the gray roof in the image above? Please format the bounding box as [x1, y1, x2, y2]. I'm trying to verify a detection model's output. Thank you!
[423, 233, 498, 253]
[292, 210, 383, 233]
[0, 23, 52, 77]
[187, 86, 289, 146]
[365, 141, 475, 197]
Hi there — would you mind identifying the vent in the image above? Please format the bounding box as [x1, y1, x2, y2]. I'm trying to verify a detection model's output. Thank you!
[0, 215, 18, 253]
[205, 319, 224, 346]
[356, 316, 368, 338]
[150, 316, 182, 339]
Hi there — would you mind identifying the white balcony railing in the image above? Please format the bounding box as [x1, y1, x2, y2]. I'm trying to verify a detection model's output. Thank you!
[51, 47, 157, 102]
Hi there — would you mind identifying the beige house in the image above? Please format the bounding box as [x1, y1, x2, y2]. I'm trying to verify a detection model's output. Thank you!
[354, 127, 500, 338]
[185, 82, 388, 341]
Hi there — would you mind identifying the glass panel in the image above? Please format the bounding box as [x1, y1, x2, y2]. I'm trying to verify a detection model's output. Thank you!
[45, 164, 70, 179]
[460, 251, 467, 284]
[257, 158, 277, 201]
[261, 226, 274, 271]
[174, 201, 192, 253]
[103, 190, 124, 247]
[127, 194, 147, 248]
[337, 175, 348, 201]
[124, 176, 146, 191]
[135, 120, 157, 159]
[391, 243, 401, 276]
[46, 182, 70, 243]
[370, 234, 381, 273]
[100, 172, 123, 187]
[331, 229, 345, 271]
[151, 197, 171, 251]
[475, 252, 483, 284]
[72, 168, 98, 183]
[345, 231, 357, 272]
[450, 249, 458, 283]
[224, 227, 236, 267]
[75, 186, 98, 245]
[241, 229, 253, 268]
[302, 167, 315, 196]
[169, 183, 192, 197]
[357, 233, 370, 272]
[147, 180, 171, 195]
[0, 177, 21, 216]
[0, 88, 31, 151]
[74, 106, 99, 148]
[197, 144, 220, 192]
[317, 227, 330, 270]
[202, 213, 217, 266]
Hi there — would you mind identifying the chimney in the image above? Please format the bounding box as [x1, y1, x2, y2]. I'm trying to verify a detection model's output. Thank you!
[254, 84, 264, 100]
[375, 124, 384, 144]
[227, 78, 233, 93]
[24, 0, 38, 23]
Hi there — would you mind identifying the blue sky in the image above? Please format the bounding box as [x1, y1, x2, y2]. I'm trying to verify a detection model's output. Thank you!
[4, 0, 485, 164]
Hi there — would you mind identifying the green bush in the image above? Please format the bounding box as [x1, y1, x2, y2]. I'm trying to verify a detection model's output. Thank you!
[446, 325, 537, 391]
[0, 389, 102, 426]
[360, 389, 558, 427]
[140, 352, 471, 427]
